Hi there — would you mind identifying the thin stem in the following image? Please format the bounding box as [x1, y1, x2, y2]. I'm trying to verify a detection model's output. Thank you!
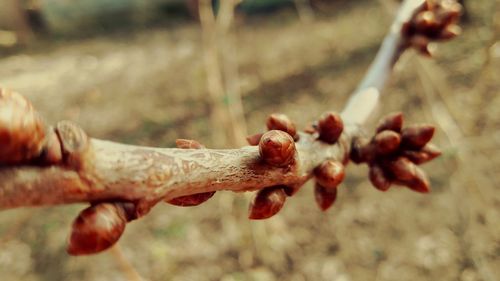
[342, 0, 424, 125]
[0, 133, 350, 210]
[0, 0, 427, 211]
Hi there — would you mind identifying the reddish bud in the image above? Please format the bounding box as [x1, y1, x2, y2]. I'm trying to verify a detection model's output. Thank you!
[167, 192, 216, 207]
[402, 167, 431, 193]
[421, 143, 442, 158]
[175, 139, 205, 149]
[404, 0, 462, 51]
[259, 130, 296, 167]
[314, 160, 345, 189]
[314, 184, 337, 211]
[373, 130, 401, 156]
[248, 186, 286, 220]
[369, 164, 392, 191]
[384, 157, 418, 182]
[0, 88, 46, 164]
[266, 113, 297, 139]
[401, 124, 435, 149]
[402, 143, 442, 164]
[317, 112, 344, 144]
[376, 112, 403, 133]
[67, 203, 128, 256]
[246, 133, 263, 146]
[439, 24, 461, 40]
[350, 137, 372, 164]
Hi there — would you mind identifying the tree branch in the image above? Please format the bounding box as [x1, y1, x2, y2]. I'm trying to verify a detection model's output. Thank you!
[0, 132, 350, 210]
[0, 0, 461, 255]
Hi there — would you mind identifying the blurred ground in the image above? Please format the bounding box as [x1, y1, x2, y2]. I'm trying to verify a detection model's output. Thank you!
[0, 1, 499, 280]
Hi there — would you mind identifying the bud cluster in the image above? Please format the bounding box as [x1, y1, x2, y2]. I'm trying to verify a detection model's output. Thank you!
[246, 111, 347, 216]
[402, 0, 462, 56]
[350, 112, 441, 193]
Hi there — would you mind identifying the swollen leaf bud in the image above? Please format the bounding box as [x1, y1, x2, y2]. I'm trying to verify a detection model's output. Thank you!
[415, 11, 439, 32]
[259, 130, 296, 167]
[317, 112, 344, 144]
[67, 203, 129, 256]
[314, 160, 345, 189]
[392, 166, 430, 193]
[438, 1, 462, 24]
[376, 112, 403, 133]
[0, 88, 46, 164]
[369, 164, 392, 191]
[373, 130, 401, 156]
[402, 143, 442, 164]
[401, 124, 435, 150]
[248, 186, 286, 220]
[402, 167, 431, 193]
[384, 157, 418, 182]
[167, 192, 216, 207]
[246, 133, 263, 146]
[266, 113, 297, 140]
[439, 24, 461, 40]
[314, 183, 337, 211]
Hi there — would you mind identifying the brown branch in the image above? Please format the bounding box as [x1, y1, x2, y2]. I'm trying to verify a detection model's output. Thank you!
[342, 0, 424, 125]
[0, 0, 461, 255]
[0, 131, 350, 210]
[342, 0, 461, 125]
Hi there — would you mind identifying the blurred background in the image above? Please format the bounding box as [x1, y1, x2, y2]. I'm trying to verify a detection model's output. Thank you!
[0, 0, 498, 280]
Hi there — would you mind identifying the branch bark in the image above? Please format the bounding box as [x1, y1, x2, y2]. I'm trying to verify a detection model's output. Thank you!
[0, 132, 350, 210]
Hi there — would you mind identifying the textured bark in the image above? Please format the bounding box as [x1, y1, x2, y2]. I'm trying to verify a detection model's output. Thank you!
[0, 133, 350, 211]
